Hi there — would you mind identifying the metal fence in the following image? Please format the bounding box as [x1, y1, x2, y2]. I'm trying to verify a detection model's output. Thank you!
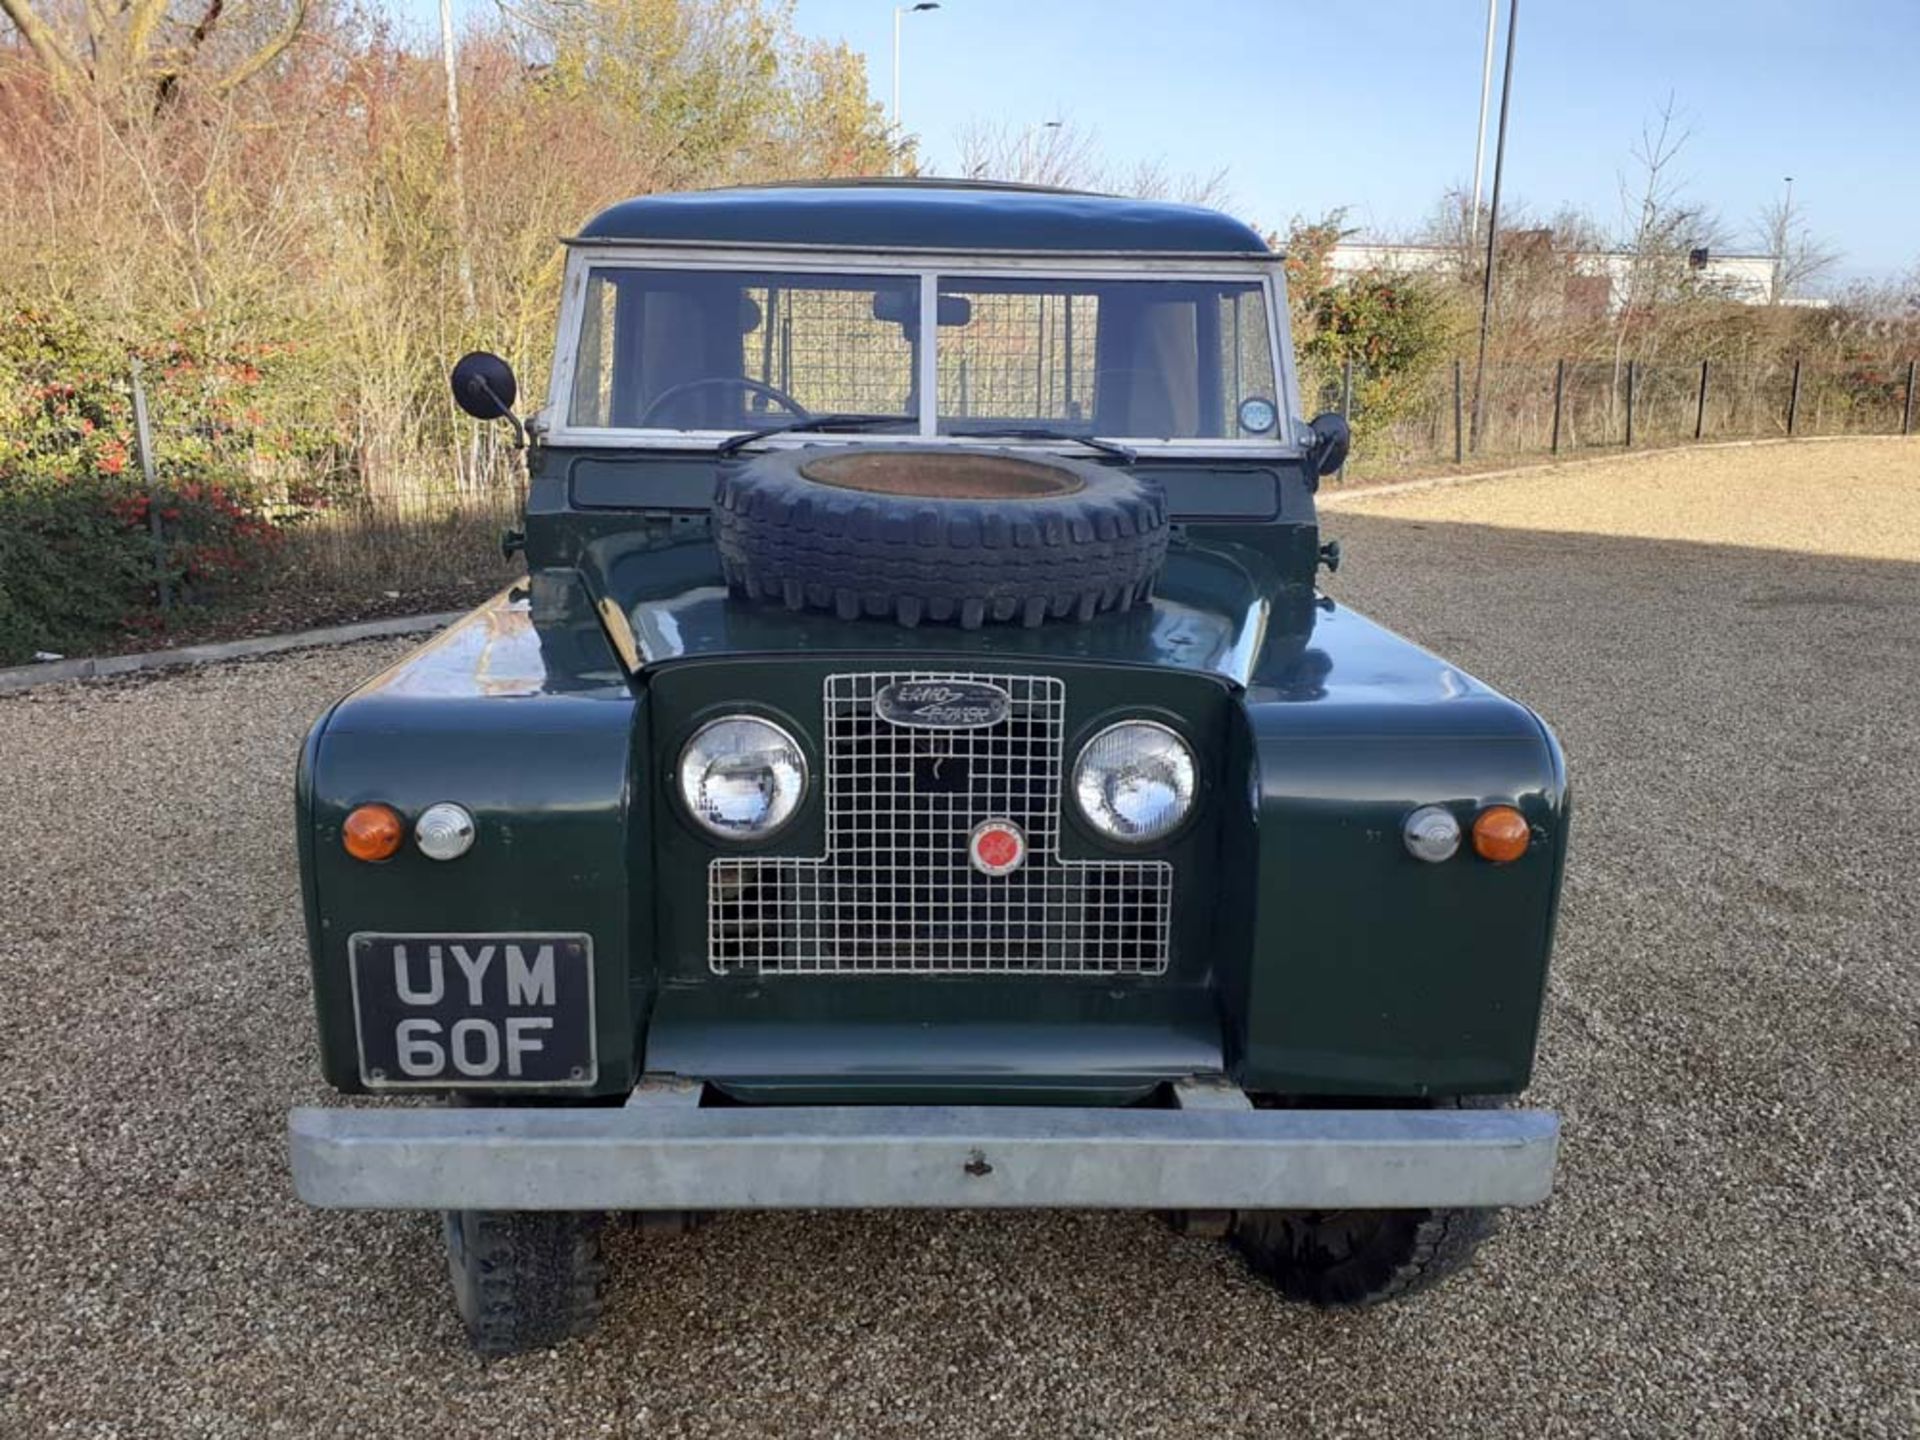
[42, 349, 1920, 626]
[114, 362, 526, 610]
[1304, 355, 1920, 478]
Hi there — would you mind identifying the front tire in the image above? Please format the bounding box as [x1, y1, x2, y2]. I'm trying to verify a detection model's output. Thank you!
[1228, 1094, 1504, 1307]
[1228, 1205, 1495, 1307]
[443, 1209, 606, 1356]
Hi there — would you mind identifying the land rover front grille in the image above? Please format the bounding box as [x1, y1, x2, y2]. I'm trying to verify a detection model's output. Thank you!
[708, 672, 1172, 975]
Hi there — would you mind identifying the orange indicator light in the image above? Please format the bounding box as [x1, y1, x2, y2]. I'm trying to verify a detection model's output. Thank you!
[1472, 805, 1531, 863]
[343, 803, 405, 862]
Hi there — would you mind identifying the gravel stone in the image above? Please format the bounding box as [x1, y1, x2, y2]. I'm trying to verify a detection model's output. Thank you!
[3, 440, 1916, 1436]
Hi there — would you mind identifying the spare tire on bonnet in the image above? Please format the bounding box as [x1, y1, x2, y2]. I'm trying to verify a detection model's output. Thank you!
[712, 447, 1170, 629]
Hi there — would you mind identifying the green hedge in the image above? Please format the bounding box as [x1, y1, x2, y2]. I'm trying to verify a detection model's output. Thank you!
[0, 474, 282, 665]
[1, 304, 304, 664]
[0, 477, 156, 663]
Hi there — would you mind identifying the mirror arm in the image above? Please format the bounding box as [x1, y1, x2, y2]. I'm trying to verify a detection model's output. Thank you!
[473, 378, 528, 450]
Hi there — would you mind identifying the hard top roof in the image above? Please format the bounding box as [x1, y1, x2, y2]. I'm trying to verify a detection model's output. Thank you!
[573, 178, 1272, 256]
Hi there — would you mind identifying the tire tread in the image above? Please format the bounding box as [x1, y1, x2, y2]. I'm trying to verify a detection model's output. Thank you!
[444, 1209, 606, 1357]
[712, 448, 1170, 629]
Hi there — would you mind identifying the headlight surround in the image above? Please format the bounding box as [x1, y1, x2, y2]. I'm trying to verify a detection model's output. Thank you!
[1071, 720, 1197, 845]
[677, 716, 808, 839]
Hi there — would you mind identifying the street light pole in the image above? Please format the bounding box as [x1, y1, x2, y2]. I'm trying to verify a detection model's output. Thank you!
[438, 0, 474, 318]
[1019, 118, 1062, 182]
[892, 3, 941, 134]
[1469, 0, 1497, 250]
[1469, 0, 1518, 452]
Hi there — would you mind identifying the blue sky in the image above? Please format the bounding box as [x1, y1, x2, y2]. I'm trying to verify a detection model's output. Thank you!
[412, 0, 1919, 282]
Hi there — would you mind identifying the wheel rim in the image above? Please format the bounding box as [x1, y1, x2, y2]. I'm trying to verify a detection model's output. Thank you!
[800, 450, 1086, 499]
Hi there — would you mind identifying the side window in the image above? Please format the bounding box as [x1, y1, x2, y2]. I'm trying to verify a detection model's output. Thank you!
[569, 273, 619, 428]
[1218, 288, 1278, 436]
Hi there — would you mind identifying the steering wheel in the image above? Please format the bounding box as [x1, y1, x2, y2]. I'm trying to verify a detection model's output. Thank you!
[637, 376, 810, 428]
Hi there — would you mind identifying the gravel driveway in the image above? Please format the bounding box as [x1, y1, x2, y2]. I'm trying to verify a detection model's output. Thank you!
[4, 440, 1916, 1437]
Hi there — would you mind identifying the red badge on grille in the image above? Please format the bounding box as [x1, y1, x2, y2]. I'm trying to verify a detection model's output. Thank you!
[969, 819, 1026, 876]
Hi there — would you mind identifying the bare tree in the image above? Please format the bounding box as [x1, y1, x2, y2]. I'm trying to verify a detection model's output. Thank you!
[953, 118, 1103, 190]
[1615, 97, 1725, 314]
[1119, 154, 1231, 210]
[1548, 204, 1607, 253]
[1609, 95, 1726, 380]
[1753, 190, 1840, 302]
[0, 0, 310, 102]
[951, 117, 1230, 208]
[1420, 187, 1485, 271]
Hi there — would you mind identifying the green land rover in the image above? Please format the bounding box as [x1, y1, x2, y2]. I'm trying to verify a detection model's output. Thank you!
[288, 180, 1568, 1355]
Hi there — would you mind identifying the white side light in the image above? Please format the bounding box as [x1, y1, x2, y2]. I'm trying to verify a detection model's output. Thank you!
[415, 802, 476, 861]
[1403, 805, 1462, 863]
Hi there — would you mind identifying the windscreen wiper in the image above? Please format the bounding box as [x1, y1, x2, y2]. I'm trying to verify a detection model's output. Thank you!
[715, 412, 914, 456]
[950, 427, 1138, 464]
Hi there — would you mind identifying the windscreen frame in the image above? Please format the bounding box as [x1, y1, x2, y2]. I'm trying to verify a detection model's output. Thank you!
[543, 244, 1306, 456]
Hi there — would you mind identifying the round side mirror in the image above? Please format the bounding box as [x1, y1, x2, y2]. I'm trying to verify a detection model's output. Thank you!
[451, 351, 518, 422]
[1308, 412, 1350, 478]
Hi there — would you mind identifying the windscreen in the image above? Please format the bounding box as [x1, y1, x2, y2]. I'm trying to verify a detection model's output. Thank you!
[568, 268, 919, 430]
[936, 277, 1277, 440]
[565, 267, 1280, 441]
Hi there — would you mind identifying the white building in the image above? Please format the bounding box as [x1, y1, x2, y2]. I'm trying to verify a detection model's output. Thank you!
[1326, 237, 1789, 311]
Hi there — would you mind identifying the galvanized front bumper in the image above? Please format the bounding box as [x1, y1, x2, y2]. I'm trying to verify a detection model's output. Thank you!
[288, 1086, 1559, 1211]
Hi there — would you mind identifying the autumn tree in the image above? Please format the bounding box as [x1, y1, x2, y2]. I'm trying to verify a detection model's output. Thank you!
[0, 0, 311, 104]
[505, 0, 892, 188]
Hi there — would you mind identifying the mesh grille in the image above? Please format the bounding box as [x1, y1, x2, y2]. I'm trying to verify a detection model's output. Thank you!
[709, 673, 1172, 976]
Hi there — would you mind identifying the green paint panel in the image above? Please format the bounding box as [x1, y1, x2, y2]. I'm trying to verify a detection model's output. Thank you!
[300, 584, 649, 1099]
[298, 453, 1565, 1103]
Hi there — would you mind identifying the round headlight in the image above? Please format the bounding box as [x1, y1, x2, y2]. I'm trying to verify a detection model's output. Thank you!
[678, 716, 807, 839]
[1072, 721, 1197, 845]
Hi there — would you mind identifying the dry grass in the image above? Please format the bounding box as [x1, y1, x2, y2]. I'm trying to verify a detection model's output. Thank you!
[273, 488, 526, 596]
